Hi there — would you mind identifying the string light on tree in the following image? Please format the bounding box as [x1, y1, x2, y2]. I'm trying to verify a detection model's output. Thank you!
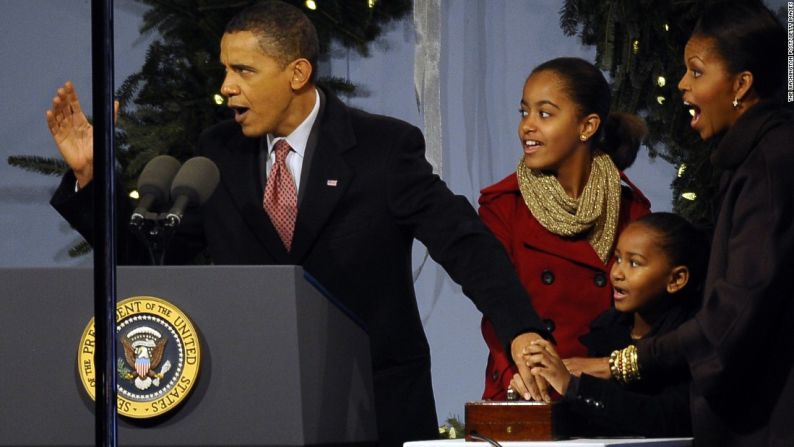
[664, 23, 670, 32]
[677, 164, 687, 178]
[632, 39, 640, 54]
[305, 0, 317, 10]
[213, 94, 224, 105]
[129, 190, 140, 200]
[656, 96, 666, 105]
[657, 76, 666, 87]
[368, 0, 377, 8]
[681, 192, 697, 201]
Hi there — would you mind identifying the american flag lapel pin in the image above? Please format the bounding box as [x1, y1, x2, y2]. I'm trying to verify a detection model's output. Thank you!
[326, 179, 338, 187]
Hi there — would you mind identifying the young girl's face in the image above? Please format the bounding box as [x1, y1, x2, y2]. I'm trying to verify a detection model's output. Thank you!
[610, 224, 674, 314]
[518, 70, 589, 173]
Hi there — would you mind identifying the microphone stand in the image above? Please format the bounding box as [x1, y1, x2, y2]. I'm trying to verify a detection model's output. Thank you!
[129, 212, 178, 266]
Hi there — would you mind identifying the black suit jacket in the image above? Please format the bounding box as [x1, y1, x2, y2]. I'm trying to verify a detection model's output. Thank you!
[53, 87, 546, 447]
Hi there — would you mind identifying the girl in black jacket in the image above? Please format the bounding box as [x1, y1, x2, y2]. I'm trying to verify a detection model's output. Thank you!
[522, 212, 709, 437]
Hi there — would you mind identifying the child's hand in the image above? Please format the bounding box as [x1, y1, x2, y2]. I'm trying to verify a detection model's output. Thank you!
[563, 357, 611, 379]
[525, 339, 572, 396]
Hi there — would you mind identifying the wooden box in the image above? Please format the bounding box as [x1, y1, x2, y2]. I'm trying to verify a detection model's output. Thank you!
[465, 400, 567, 441]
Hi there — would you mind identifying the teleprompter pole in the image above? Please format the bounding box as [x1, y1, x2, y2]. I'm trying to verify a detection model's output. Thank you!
[91, 0, 118, 445]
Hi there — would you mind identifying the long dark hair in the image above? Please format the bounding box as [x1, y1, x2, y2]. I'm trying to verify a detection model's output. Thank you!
[530, 57, 647, 171]
[693, 1, 786, 100]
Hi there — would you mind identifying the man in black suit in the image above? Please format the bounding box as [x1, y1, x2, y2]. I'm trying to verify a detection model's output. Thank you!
[48, 2, 549, 445]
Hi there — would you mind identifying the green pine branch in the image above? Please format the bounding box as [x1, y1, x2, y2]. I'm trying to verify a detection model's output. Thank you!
[319, 76, 358, 96]
[7, 155, 69, 176]
[438, 415, 465, 439]
[68, 240, 92, 257]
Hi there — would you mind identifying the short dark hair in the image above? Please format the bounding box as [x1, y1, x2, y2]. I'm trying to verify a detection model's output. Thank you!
[632, 212, 710, 304]
[693, 1, 786, 100]
[530, 57, 647, 171]
[225, 0, 319, 82]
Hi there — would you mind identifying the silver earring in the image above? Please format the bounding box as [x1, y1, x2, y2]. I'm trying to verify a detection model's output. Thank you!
[732, 98, 740, 109]
[580, 134, 588, 142]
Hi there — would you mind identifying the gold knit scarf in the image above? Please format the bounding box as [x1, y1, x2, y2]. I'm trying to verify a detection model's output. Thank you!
[516, 151, 621, 263]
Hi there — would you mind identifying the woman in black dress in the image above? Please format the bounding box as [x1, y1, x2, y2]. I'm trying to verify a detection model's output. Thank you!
[609, 2, 794, 444]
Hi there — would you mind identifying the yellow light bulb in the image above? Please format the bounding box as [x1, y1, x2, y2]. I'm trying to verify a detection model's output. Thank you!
[129, 190, 140, 200]
[681, 192, 697, 201]
[677, 164, 687, 178]
[305, 0, 317, 10]
[657, 76, 666, 87]
[213, 94, 224, 105]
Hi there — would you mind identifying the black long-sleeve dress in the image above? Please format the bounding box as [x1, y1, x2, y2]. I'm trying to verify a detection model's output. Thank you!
[561, 305, 695, 437]
[637, 101, 794, 445]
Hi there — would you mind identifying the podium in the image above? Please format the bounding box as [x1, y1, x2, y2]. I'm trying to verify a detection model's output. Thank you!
[0, 266, 377, 447]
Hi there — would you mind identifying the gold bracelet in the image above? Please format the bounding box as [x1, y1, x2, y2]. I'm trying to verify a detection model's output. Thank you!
[630, 345, 641, 381]
[609, 349, 620, 379]
[610, 345, 641, 384]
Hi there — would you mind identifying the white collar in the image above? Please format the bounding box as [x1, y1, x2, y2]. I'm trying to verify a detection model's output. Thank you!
[266, 88, 321, 158]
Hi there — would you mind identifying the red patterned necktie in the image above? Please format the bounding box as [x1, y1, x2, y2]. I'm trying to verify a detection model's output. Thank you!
[263, 140, 297, 251]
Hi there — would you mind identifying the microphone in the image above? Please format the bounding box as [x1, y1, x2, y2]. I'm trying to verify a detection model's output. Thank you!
[165, 156, 220, 226]
[130, 155, 181, 225]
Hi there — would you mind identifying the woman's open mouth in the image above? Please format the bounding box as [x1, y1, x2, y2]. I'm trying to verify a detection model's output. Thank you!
[684, 101, 702, 128]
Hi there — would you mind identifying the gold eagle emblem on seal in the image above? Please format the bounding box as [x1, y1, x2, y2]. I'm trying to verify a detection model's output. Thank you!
[77, 296, 201, 418]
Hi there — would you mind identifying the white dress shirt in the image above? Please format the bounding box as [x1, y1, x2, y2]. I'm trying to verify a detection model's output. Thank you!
[264, 88, 321, 194]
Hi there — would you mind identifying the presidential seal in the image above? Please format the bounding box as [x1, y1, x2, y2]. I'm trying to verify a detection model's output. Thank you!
[77, 296, 201, 419]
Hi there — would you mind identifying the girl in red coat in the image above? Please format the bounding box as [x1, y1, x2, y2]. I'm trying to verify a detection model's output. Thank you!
[479, 57, 650, 400]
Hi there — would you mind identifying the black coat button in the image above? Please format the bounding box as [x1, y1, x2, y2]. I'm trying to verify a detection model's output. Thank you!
[543, 318, 556, 334]
[594, 271, 607, 287]
[541, 269, 555, 285]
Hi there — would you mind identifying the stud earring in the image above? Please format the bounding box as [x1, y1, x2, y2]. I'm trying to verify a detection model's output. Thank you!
[580, 134, 588, 142]
[732, 98, 740, 109]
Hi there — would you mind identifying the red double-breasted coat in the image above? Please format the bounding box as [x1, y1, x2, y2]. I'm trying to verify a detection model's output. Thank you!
[479, 172, 650, 400]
